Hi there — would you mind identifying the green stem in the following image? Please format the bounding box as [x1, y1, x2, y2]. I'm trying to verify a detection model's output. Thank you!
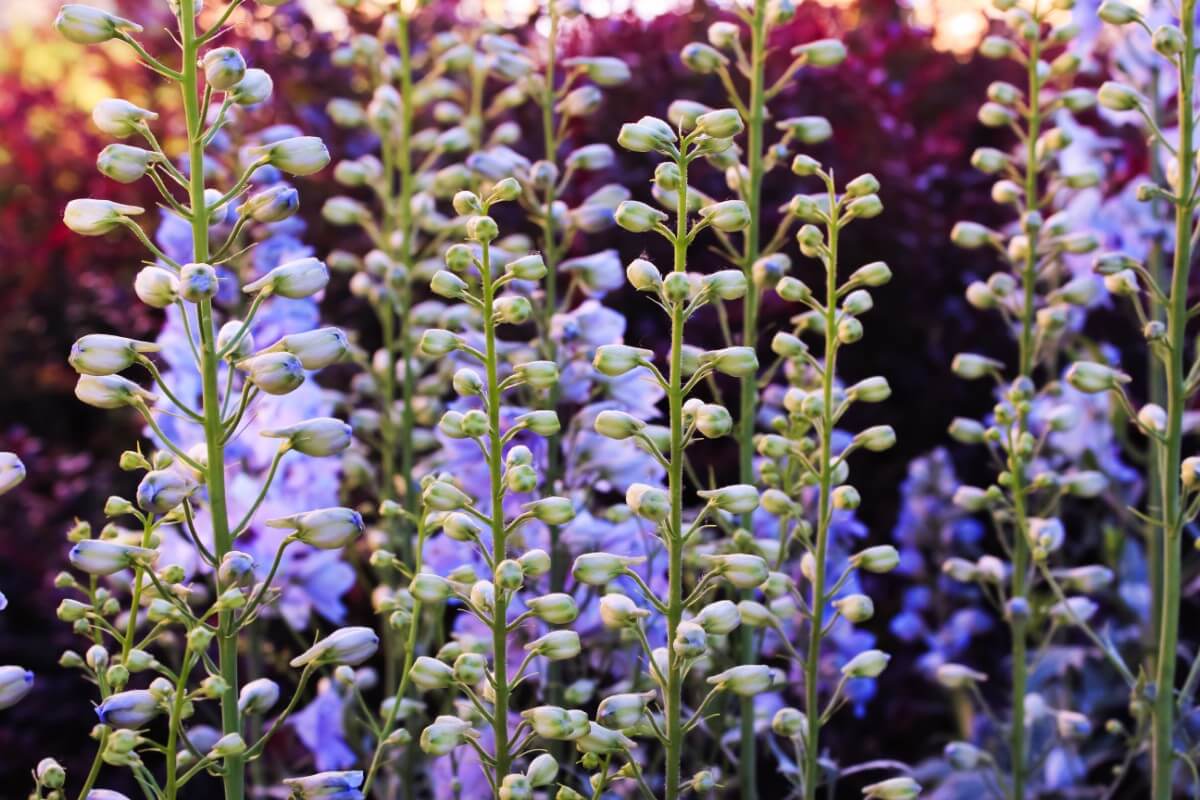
[1152, 5, 1195, 796]
[163, 653, 196, 798]
[179, 3, 243, 797]
[1003, 27, 1045, 799]
[363, 515, 427, 796]
[664, 151, 690, 800]
[802, 177, 839, 800]
[538, 7, 569, 757]
[482, 237, 511, 794]
[736, 7, 768, 797]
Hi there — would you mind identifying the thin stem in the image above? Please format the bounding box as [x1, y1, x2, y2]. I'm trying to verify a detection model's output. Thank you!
[482, 236, 511, 794]
[664, 147, 690, 800]
[736, 7, 768, 797]
[178, 3, 244, 797]
[1152, 3, 1196, 796]
[802, 176, 839, 800]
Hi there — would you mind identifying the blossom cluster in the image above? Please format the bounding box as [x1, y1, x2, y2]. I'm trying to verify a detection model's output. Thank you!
[13, 0, 1200, 799]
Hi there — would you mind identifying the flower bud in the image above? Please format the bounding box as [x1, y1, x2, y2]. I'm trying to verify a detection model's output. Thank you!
[64, 199, 143, 236]
[696, 600, 741, 635]
[850, 545, 900, 573]
[202, 47, 246, 91]
[699, 200, 751, 232]
[507, 254, 547, 280]
[1098, 81, 1140, 111]
[594, 344, 653, 377]
[1065, 361, 1130, 393]
[703, 553, 768, 588]
[697, 484, 760, 515]
[96, 689, 160, 728]
[262, 418, 352, 457]
[841, 649, 890, 678]
[230, 68, 272, 105]
[526, 753, 559, 787]
[0, 666, 33, 709]
[862, 777, 922, 799]
[69, 540, 157, 575]
[526, 630, 581, 661]
[243, 257, 329, 299]
[254, 136, 330, 176]
[134, 266, 179, 308]
[626, 483, 670, 521]
[833, 594, 875, 623]
[283, 771, 366, 798]
[237, 678, 280, 715]
[92, 98, 156, 138]
[707, 664, 778, 696]
[696, 108, 744, 139]
[935, 663, 988, 689]
[680, 42, 727, 74]
[793, 38, 846, 67]
[614, 200, 668, 233]
[55, 4, 142, 44]
[239, 352, 305, 395]
[290, 627, 380, 667]
[704, 346, 758, 377]
[597, 691, 655, 730]
[267, 507, 364, 549]
[572, 552, 645, 586]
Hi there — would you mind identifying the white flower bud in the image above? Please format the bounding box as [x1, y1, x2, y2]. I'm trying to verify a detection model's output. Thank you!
[576, 722, 636, 754]
[238, 352, 305, 395]
[92, 98, 157, 138]
[1098, 81, 1140, 111]
[0, 453, 25, 496]
[262, 417, 352, 457]
[0, 666, 33, 709]
[243, 257, 329, 299]
[934, 663, 987, 690]
[134, 266, 179, 308]
[420, 329, 462, 357]
[64, 199, 143, 236]
[75, 375, 155, 409]
[230, 68, 272, 105]
[699, 200, 751, 232]
[862, 777, 922, 799]
[290, 627, 380, 667]
[1066, 361, 1130, 393]
[272, 327, 349, 370]
[696, 600, 741, 635]
[695, 108, 744, 139]
[597, 691, 655, 730]
[254, 136, 330, 176]
[793, 38, 846, 66]
[572, 552, 645, 586]
[55, 4, 142, 44]
[833, 594, 874, 623]
[410, 572, 452, 604]
[526, 630, 581, 661]
[267, 507, 364, 549]
[850, 545, 900, 573]
[707, 664, 778, 696]
[599, 593, 649, 629]
[626, 483, 670, 521]
[202, 47, 246, 91]
[410, 656, 455, 691]
[594, 344, 653, 377]
[96, 689, 159, 728]
[841, 649, 890, 678]
[614, 200, 668, 232]
[778, 116, 832, 143]
[97, 144, 159, 184]
[237, 678, 280, 715]
[136, 469, 194, 513]
[703, 553, 768, 589]
[526, 753, 559, 787]
[283, 771, 365, 798]
[69, 334, 159, 376]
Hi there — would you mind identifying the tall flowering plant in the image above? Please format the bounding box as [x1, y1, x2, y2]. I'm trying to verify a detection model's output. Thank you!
[672, 10, 847, 795]
[1091, 0, 1199, 796]
[945, 0, 1146, 796]
[50, 2, 376, 799]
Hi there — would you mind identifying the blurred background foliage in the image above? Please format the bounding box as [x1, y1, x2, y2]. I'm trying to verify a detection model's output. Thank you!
[0, 0, 1149, 792]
